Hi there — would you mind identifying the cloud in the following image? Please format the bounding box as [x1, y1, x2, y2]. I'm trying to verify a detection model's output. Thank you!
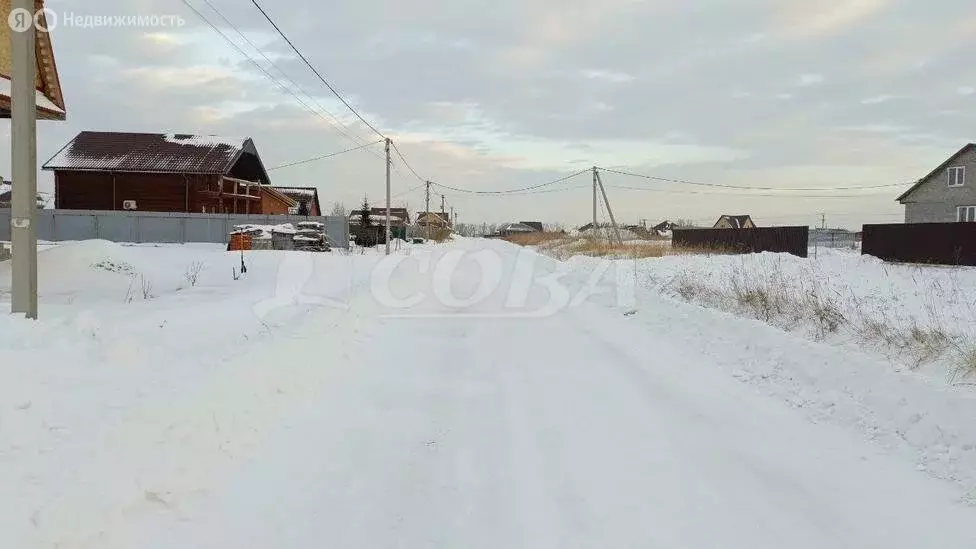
[15, 0, 976, 228]
[796, 73, 825, 86]
[774, 0, 888, 39]
[581, 69, 636, 83]
[860, 94, 899, 104]
[958, 86, 975, 96]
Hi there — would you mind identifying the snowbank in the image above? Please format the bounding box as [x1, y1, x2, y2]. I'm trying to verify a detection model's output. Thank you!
[0, 241, 379, 547]
[550, 245, 976, 499]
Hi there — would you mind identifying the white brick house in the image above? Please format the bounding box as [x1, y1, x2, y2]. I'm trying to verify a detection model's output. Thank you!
[897, 144, 976, 223]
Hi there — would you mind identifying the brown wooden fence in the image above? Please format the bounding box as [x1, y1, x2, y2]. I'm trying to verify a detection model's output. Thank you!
[672, 226, 809, 258]
[861, 223, 976, 266]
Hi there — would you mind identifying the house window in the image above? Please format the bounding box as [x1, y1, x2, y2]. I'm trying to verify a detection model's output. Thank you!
[959, 205, 976, 222]
[948, 166, 965, 187]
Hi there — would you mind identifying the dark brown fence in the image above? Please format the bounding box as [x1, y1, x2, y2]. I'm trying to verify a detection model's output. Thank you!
[861, 223, 976, 266]
[672, 226, 809, 258]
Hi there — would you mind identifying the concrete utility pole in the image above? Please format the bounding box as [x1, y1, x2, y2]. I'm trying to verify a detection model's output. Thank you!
[594, 169, 623, 245]
[384, 138, 391, 255]
[11, 0, 38, 319]
[425, 180, 431, 241]
[591, 166, 598, 231]
[440, 194, 445, 216]
[450, 207, 454, 228]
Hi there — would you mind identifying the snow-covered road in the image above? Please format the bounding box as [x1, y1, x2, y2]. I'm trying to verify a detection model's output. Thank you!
[4, 239, 975, 547]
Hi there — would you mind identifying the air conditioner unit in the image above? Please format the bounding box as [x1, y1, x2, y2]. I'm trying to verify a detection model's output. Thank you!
[122, 200, 138, 210]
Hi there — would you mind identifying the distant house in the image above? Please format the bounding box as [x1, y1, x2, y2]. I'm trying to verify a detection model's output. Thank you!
[520, 221, 544, 232]
[652, 220, 675, 232]
[416, 211, 450, 229]
[350, 207, 410, 227]
[713, 214, 756, 229]
[273, 186, 322, 216]
[350, 207, 411, 239]
[498, 222, 537, 237]
[42, 131, 281, 214]
[0, 180, 46, 209]
[578, 222, 601, 232]
[897, 143, 976, 223]
[258, 186, 298, 215]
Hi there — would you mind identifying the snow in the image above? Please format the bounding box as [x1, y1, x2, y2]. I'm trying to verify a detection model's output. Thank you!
[277, 187, 316, 197]
[1, 239, 976, 547]
[0, 79, 64, 114]
[162, 133, 243, 152]
[230, 223, 298, 238]
[350, 214, 404, 223]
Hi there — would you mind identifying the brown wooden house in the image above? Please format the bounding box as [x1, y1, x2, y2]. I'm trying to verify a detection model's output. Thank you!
[273, 186, 322, 215]
[42, 131, 287, 214]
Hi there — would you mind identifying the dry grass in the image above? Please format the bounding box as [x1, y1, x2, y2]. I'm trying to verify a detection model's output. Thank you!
[949, 345, 976, 383]
[508, 233, 740, 260]
[503, 232, 569, 246]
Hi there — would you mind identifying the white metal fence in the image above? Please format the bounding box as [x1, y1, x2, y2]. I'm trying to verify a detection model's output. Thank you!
[0, 209, 349, 248]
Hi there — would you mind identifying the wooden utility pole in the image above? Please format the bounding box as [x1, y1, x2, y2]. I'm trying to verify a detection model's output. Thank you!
[591, 166, 598, 232]
[384, 138, 391, 255]
[594, 169, 622, 245]
[10, 0, 38, 319]
[425, 180, 431, 241]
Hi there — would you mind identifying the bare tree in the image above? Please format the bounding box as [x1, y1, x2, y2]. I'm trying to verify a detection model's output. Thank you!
[330, 201, 347, 216]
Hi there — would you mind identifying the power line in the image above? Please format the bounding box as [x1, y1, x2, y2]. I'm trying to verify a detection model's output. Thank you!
[268, 140, 384, 170]
[199, 0, 373, 151]
[392, 182, 427, 199]
[438, 183, 592, 198]
[390, 141, 425, 183]
[603, 184, 893, 199]
[432, 168, 590, 194]
[598, 166, 913, 192]
[182, 1, 386, 162]
[249, 0, 386, 139]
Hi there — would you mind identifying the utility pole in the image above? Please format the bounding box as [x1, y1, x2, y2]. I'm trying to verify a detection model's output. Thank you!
[821, 212, 826, 230]
[450, 207, 455, 228]
[384, 138, 391, 255]
[440, 194, 445, 216]
[11, 0, 38, 319]
[425, 180, 431, 241]
[594, 169, 622, 245]
[591, 166, 598, 232]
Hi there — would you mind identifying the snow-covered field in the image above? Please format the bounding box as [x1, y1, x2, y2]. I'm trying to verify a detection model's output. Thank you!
[2, 238, 975, 547]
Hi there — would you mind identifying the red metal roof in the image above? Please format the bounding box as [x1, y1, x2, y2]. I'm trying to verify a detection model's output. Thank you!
[42, 131, 255, 175]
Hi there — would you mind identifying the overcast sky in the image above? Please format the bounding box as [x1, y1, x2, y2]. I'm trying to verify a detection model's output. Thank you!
[3, 0, 975, 228]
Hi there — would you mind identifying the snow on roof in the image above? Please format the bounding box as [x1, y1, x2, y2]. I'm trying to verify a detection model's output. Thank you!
[500, 222, 535, 233]
[349, 214, 402, 224]
[0, 79, 64, 114]
[42, 131, 252, 175]
[275, 187, 316, 197]
[230, 223, 297, 238]
[296, 221, 324, 228]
